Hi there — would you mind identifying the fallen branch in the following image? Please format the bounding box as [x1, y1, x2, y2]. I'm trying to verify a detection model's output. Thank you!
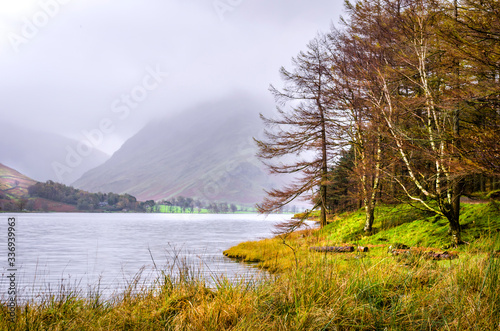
[426, 251, 458, 260]
[310, 246, 354, 253]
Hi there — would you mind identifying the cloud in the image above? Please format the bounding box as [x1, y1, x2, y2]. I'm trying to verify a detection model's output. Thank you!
[0, 0, 344, 154]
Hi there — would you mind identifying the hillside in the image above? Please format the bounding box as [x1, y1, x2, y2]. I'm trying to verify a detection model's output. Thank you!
[0, 163, 78, 212]
[73, 95, 281, 204]
[0, 124, 109, 185]
[0, 163, 37, 199]
[0, 163, 149, 212]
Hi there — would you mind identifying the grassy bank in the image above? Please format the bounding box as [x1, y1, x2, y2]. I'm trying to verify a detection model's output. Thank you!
[1, 203, 499, 330]
[224, 202, 500, 272]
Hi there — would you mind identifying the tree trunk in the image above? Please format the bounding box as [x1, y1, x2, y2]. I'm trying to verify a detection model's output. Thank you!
[362, 132, 381, 235]
[391, 163, 397, 200]
[320, 183, 327, 228]
[363, 203, 375, 233]
[319, 98, 328, 228]
[443, 190, 463, 246]
[448, 216, 462, 246]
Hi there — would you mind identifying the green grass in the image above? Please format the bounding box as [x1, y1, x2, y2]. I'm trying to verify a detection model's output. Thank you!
[2, 236, 500, 330]
[2, 202, 500, 330]
[322, 202, 500, 249]
[225, 203, 500, 271]
[292, 202, 500, 249]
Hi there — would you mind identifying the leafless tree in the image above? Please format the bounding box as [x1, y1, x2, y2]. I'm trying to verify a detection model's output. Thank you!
[256, 36, 340, 227]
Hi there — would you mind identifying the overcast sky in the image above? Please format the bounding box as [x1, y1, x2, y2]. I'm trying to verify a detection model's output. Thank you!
[0, 0, 344, 154]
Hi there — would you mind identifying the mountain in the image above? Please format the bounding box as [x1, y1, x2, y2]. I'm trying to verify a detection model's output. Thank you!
[0, 124, 109, 185]
[73, 96, 280, 204]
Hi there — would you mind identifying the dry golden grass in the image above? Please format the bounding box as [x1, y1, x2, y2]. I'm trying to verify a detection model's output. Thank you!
[2, 203, 499, 330]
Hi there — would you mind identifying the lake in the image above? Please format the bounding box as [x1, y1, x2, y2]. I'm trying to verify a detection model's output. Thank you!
[0, 213, 303, 302]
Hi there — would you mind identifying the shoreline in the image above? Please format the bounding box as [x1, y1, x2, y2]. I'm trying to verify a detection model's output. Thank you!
[2, 202, 499, 329]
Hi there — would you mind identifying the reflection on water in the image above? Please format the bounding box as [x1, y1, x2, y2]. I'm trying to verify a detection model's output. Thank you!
[0, 213, 301, 302]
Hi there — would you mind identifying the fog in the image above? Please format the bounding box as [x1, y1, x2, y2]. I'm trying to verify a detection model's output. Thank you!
[0, 0, 344, 154]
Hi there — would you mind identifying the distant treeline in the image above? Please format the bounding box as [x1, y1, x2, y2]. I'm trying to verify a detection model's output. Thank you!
[156, 196, 242, 213]
[28, 180, 146, 212]
[154, 196, 304, 214]
[25, 181, 302, 214]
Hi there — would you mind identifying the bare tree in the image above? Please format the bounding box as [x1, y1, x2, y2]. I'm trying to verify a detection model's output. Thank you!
[325, 6, 390, 233]
[256, 36, 339, 227]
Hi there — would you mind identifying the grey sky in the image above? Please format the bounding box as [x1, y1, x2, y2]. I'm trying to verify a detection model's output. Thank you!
[0, 0, 344, 154]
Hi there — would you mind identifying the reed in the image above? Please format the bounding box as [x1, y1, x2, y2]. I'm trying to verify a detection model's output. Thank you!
[1, 203, 499, 330]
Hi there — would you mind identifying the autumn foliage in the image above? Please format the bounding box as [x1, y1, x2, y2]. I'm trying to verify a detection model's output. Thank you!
[257, 0, 500, 244]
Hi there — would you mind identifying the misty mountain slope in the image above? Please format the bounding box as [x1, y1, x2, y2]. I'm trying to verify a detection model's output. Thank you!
[0, 124, 110, 184]
[73, 97, 279, 204]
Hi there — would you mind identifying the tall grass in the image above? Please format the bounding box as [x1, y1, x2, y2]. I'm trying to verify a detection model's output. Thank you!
[2, 203, 499, 330]
[1, 234, 499, 330]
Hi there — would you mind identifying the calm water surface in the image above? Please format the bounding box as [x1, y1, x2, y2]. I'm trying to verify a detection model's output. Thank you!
[0, 213, 302, 302]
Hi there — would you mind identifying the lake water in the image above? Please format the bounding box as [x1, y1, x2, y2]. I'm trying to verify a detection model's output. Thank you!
[0, 213, 302, 302]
